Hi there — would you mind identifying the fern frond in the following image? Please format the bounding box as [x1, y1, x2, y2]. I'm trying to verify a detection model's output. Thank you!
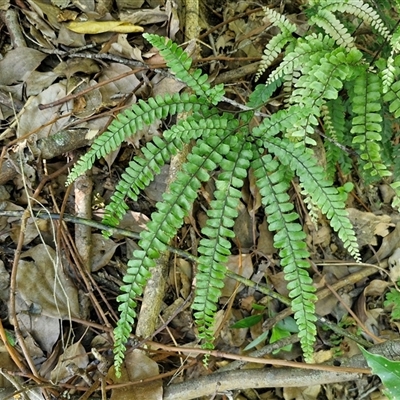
[384, 76, 400, 118]
[309, 9, 355, 50]
[192, 137, 253, 348]
[321, 99, 351, 179]
[66, 93, 208, 185]
[256, 8, 296, 80]
[322, 0, 391, 39]
[351, 69, 390, 180]
[113, 128, 233, 375]
[143, 33, 224, 104]
[264, 33, 336, 92]
[252, 154, 317, 362]
[382, 54, 396, 94]
[288, 47, 361, 144]
[103, 116, 234, 229]
[265, 138, 361, 261]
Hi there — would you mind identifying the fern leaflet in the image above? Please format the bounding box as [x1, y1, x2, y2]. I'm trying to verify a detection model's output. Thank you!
[264, 137, 361, 261]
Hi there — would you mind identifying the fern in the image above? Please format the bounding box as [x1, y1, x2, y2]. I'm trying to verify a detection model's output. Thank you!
[252, 155, 317, 362]
[143, 33, 224, 104]
[66, 93, 208, 185]
[193, 136, 253, 345]
[64, 0, 400, 377]
[351, 68, 391, 180]
[309, 9, 355, 50]
[255, 8, 296, 80]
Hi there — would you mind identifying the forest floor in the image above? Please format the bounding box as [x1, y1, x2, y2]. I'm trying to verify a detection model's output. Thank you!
[0, 0, 399, 399]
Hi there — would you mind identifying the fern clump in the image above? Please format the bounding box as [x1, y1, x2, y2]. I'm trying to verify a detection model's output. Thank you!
[67, 0, 400, 376]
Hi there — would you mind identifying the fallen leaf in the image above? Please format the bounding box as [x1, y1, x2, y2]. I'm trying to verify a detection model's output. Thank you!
[50, 342, 89, 383]
[221, 254, 253, 298]
[16, 244, 81, 319]
[66, 20, 144, 34]
[0, 48, 47, 86]
[109, 349, 162, 400]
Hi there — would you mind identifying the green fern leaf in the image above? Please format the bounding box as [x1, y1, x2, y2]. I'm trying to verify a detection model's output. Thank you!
[256, 8, 296, 80]
[143, 33, 224, 104]
[384, 78, 400, 118]
[252, 154, 317, 363]
[66, 93, 207, 185]
[265, 138, 361, 262]
[351, 69, 390, 180]
[103, 116, 234, 229]
[113, 128, 234, 376]
[309, 9, 355, 50]
[192, 137, 253, 348]
[322, 0, 391, 39]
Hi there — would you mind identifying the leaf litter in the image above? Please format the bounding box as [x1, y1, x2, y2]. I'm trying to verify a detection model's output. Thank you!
[0, 0, 399, 399]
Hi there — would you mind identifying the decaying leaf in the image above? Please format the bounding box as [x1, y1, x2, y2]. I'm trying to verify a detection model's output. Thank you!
[50, 342, 89, 383]
[66, 20, 144, 34]
[16, 244, 81, 319]
[347, 208, 393, 247]
[91, 233, 120, 271]
[221, 254, 253, 298]
[109, 349, 162, 400]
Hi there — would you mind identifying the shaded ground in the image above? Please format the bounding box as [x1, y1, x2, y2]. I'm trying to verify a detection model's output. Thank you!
[0, 0, 399, 399]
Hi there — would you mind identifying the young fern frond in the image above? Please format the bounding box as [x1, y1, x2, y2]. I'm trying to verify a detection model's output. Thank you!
[256, 8, 296, 80]
[286, 47, 357, 144]
[309, 9, 355, 50]
[143, 33, 224, 104]
[321, 0, 391, 39]
[192, 137, 253, 347]
[252, 154, 317, 362]
[264, 34, 336, 92]
[351, 69, 390, 180]
[384, 67, 400, 118]
[66, 93, 207, 185]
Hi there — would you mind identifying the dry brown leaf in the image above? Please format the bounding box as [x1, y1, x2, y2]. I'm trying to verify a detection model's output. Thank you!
[91, 233, 120, 271]
[16, 244, 81, 319]
[220, 308, 248, 347]
[283, 385, 321, 400]
[0, 48, 47, 86]
[16, 82, 72, 139]
[347, 208, 393, 247]
[109, 349, 162, 400]
[66, 20, 143, 34]
[257, 219, 275, 254]
[233, 201, 254, 249]
[50, 342, 89, 383]
[221, 254, 253, 298]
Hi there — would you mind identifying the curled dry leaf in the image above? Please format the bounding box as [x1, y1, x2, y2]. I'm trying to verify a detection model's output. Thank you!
[347, 208, 393, 247]
[66, 20, 144, 34]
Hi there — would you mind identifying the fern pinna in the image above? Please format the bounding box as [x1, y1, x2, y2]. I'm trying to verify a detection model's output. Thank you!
[66, 0, 400, 376]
